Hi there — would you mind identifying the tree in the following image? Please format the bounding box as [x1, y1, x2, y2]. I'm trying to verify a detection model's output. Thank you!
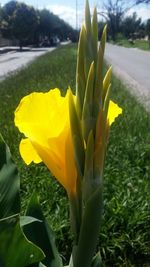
[99, 0, 129, 41]
[98, 21, 106, 39]
[98, 0, 150, 41]
[38, 8, 76, 43]
[0, 1, 77, 48]
[122, 12, 142, 39]
[0, 5, 2, 34]
[0, 4, 2, 19]
[146, 19, 150, 46]
[0, 1, 18, 39]
[38, 9, 53, 39]
[1, 1, 39, 50]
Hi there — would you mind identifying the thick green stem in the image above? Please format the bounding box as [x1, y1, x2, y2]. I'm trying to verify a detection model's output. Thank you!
[69, 178, 82, 245]
[73, 185, 103, 267]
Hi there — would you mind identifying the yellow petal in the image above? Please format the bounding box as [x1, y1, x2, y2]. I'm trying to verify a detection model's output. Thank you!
[31, 129, 76, 194]
[14, 88, 70, 145]
[19, 138, 42, 165]
[107, 100, 122, 125]
[32, 140, 66, 188]
[15, 88, 77, 194]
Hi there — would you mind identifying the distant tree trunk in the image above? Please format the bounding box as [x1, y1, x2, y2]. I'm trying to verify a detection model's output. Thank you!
[19, 40, 23, 51]
[102, 0, 126, 42]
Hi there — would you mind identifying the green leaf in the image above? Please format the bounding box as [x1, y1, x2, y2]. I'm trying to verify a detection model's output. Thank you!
[68, 252, 74, 267]
[69, 91, 85, 177]
[39, 263, 46, 267]
[82, 62, 95, 142]
[94, 109, 106, 180]
[84, 0, 93, 79]
[102, 66, 112, 103]
[20, 216, 42, 227]
[0, 134, 45, 266]
[91, 252, 103, 267]
[85, 0, 92, 40]
[82, 62, 95, 118]
[93, 45, 103, 117]
[83, 131, 94, 202]
[23, 194, 63, 267]
[73, 187, 103, 267]
[100, 25, 107, 55]
[0, 215, 45, 267]
[76, 25, 86, 119]
[91, 7, 98, 64]
[103, 84, 111, 118]
[0, 134, 20, 219]
[93, 25, 107, 117]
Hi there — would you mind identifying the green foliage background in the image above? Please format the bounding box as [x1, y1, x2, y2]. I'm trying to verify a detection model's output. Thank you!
[0, 44, 149, 266]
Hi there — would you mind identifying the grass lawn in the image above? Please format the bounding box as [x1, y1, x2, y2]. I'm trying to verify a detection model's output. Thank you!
[0, 44, 150, 266]
[110, 39, 150, 51]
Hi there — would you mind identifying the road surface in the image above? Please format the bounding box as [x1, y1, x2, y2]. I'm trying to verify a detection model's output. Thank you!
[0, 47, 56, 81]
[105, 43, 150, 111]
[0, 43, 149, 111]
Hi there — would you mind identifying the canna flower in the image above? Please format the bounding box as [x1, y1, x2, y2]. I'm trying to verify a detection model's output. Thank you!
[14, 88, 122, 194]
[14, 88, 77, 194]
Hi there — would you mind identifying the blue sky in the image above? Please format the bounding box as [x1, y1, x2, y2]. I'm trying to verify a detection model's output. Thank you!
[0, 0, 150, 28]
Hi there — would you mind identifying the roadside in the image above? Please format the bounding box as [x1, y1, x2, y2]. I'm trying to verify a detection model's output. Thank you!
[105, 43, 150, 111]
[109, 39, 150, 51]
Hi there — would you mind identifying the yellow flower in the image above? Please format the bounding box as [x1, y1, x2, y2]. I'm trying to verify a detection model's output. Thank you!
[14, 88, 77, 194]
[14, 88, 122, 194]
[108, 100, 122, 125]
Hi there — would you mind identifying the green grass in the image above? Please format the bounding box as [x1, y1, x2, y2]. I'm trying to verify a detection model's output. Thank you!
[0, 44, 150, 266]
[111, 39, 150, 51]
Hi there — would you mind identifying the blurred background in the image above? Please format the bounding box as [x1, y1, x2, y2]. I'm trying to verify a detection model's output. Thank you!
[0, 0, 150, 49]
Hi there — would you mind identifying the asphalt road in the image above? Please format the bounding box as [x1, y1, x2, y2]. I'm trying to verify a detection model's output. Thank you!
[0, 46, 56, 80]
[0, 43, 149, 110]
[105, 43, 150, 110]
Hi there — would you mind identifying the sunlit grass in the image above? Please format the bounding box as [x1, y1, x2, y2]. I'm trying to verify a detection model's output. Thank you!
[0, 44, 149, 266]
[111, 38, 150, 51]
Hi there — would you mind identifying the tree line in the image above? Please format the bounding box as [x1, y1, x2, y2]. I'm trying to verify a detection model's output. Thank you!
[0, 0, 77, 50]
[98, 0, 150, 43]
[0, 0, 150, 49]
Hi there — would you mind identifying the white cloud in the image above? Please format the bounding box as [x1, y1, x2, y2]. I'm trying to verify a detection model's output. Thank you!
[44, 4, 100, 29]
[45, 4, 84, 29]
[127, 6, 150, 22]
[43, 3, 150, 30]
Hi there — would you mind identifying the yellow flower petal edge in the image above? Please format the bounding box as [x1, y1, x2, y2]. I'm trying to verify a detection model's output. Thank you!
[15, 88, 77, 194]
[19, 138, 42, 165]
[107, 100, 122, 125]
[14, 88, 70, 143]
